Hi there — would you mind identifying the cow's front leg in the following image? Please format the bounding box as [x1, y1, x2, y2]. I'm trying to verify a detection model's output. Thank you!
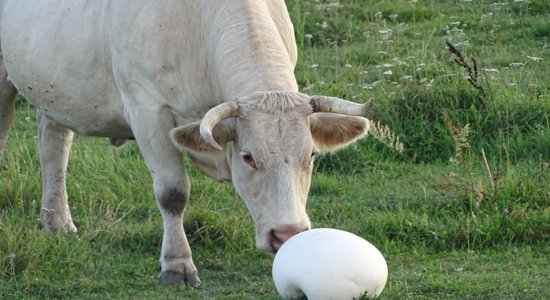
[37, 111, 77, 233]
[129, 107, 200, 287]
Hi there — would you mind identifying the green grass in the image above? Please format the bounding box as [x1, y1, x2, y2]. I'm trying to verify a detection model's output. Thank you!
[1, 0, 550, 299]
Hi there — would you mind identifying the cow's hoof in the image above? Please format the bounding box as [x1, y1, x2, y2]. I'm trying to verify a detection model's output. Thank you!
[37, 218, 78, 234]
[186, 271, 202, 288]
[160, 271, 201, 287]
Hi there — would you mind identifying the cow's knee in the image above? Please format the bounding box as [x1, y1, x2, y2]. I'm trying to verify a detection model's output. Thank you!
[157, 187, 188, 215]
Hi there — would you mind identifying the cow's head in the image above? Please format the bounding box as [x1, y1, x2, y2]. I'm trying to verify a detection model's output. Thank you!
[169, 91, 371, 252]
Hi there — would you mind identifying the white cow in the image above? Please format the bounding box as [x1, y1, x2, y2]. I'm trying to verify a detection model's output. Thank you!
[0, 0, 372, 286]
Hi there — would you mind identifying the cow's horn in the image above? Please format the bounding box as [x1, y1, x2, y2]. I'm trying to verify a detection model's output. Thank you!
[310, 96, 373, 116]
[199, 101, 239, 150]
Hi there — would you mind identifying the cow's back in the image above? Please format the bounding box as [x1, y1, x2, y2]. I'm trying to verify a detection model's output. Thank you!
[1, 0, 131, 136]
[0, 0, 298, 137]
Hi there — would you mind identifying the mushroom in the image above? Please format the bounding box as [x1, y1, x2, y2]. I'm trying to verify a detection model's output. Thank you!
[272, 228, 388, 300]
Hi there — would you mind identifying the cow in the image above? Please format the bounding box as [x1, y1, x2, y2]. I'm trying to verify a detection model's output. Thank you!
[0, 0, 372, 286]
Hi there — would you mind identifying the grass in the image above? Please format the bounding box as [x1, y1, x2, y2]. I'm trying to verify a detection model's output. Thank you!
[1, 0, 550, 299]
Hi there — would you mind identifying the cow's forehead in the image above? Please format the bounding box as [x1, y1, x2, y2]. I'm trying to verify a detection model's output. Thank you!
[236, 91, 313, 116]
[237, 112, 314, 155]
[233, 92, 316, 158]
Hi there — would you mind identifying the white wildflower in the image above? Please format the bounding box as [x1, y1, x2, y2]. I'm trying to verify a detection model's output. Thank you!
[402, 75, 413, 81]
[310, 64, 319, 69]
[304, 34, 313, 40]
[383, 70, 393, 76]
[315, 1, 343, 10]
[362, 80, 381, 90]
[425, 79, 434, 88]
[527, 56, 542, 62]
[376, 63, 394, 68]
[490, 3, 507, 11]
[482, 68, 500, 73]
[392, 58, 409, 66]
[320, 21, 329, 29]
[509, 62, 525, 68]
[302, 84, 315, 91]
[378, 29, 393, 40]
[455, 40, 470, 47]
[344, 64, 352, 68]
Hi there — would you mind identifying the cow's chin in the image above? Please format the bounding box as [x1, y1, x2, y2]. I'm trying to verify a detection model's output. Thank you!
[256, 238, 276, 253]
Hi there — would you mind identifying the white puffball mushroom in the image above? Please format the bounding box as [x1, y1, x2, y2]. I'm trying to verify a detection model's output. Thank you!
[272, 228, 388, 300]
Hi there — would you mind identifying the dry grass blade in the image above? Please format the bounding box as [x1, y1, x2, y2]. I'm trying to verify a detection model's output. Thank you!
[475, 180, 484, 208]
[481, 148, 495, 193]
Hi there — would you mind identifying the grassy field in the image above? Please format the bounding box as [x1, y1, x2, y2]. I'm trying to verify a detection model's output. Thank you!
[1, 0, 549, 299]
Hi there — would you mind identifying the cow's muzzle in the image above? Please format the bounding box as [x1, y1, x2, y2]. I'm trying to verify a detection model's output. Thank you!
[268, 224, 310, 253]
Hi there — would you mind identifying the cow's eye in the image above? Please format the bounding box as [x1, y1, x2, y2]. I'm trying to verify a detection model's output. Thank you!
[242, 152, 257, 169]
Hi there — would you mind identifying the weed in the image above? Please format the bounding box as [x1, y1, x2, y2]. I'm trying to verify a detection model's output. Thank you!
[446, 41, 485, 98]
[443, 112, 470, 164]
[369, 120, 404, 154]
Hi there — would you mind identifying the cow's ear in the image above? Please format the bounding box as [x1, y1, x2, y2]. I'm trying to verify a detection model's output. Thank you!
[169, 119, 236, 153]
[310, 113, 370, 153]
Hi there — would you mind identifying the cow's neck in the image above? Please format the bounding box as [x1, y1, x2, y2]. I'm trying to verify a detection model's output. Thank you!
[205, 1, 299, 101]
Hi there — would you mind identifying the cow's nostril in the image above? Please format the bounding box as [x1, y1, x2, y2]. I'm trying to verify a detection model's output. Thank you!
[269, 225, 309, 252]
[269, 229, 283, 252]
